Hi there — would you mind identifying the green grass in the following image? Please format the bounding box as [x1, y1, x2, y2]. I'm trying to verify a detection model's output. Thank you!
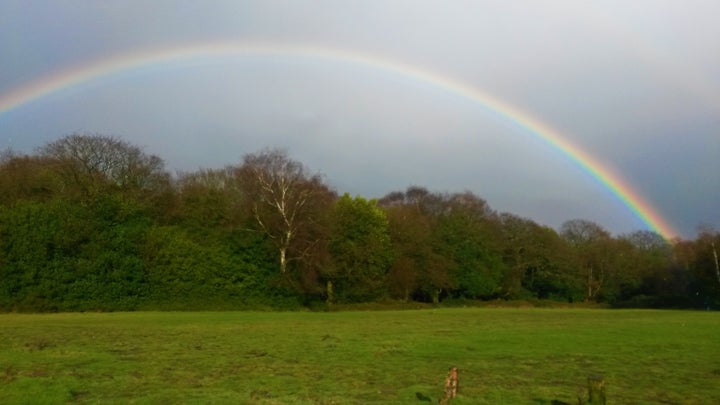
[0, 308, 718, 404]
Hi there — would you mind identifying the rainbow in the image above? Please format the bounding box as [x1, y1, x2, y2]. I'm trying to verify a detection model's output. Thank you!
[0, 41, 679, 239]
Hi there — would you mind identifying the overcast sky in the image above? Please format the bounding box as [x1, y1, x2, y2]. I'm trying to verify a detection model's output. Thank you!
[1, 0, 718, 238]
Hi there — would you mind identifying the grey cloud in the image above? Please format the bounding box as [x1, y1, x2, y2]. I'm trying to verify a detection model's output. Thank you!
[1, 0, 718, 237]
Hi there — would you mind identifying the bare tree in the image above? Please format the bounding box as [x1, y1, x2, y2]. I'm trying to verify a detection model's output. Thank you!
[698, 227, 720, 288]
[38, 133, 167, 196]
[238, 149, 334, 274]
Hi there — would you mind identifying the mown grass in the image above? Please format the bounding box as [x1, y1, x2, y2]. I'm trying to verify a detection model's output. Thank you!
[0, 308, 718, 404]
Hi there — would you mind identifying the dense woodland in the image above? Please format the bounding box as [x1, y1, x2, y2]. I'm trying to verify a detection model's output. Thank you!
[0, 133, 718, 311]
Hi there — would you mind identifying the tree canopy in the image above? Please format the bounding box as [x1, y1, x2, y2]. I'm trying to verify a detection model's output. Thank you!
[0, 134, 716, 311]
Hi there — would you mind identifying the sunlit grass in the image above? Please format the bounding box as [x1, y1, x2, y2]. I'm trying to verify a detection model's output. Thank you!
[0, 309, 718, 404]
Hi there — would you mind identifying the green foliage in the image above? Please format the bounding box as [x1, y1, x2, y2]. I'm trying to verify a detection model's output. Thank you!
[142, 226, 281, 308]
[683, 230, 720, 308]
[0, 137, 711, 310]
[0, 154, 63, 204]
[328, 194, 393, 302]
[384, 189, 505, 303]
[436, 209, 504, 299]
[0, 196, 151, 311]
[385, 202, 443, 302]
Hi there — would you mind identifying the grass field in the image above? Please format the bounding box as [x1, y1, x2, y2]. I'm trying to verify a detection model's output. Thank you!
[0, 308, 718, 404]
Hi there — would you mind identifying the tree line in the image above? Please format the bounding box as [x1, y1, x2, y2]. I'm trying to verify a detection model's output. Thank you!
[0, 133, 717, 311]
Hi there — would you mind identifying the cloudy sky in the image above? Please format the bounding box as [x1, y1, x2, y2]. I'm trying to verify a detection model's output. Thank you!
[1, 1, 718, 238]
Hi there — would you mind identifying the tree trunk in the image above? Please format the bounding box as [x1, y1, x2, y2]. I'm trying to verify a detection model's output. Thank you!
[712, 242, 719, 288]
[326, 280, 334, 306]
[586, 266, 593, 302]
[280, 247, 287, 273]
[432, 289, 440, 304]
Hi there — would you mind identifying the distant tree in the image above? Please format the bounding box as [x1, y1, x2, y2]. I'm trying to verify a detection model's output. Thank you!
[379, 185, 444, 215]
[327, 194, 392, 303]
[0, 152, 63, 205]
[623, 230, 668, 251]
[0, 200, 69, 310]
[37, 133, 169, 199]
[686, 227, 720, 307]
[384, 194, 444, 302]
[388, 256, 417, 303]
[237, 149, 335, 274]
[616, 230, 675, 303]
[175, 166, 247, 232]
[600, 236, 639, 302]
[436, 192, 504, 299]
[714, 241, 720, 288]
[381, 187, 461, 303]
[704, 229, 720, 289]
[561, 219, 609, 246]
[560, 219, 613, 302]
[0, 195, 151, 311]
[377, 190, 405, 207]
[499, 213, 574, 300]
[142, 225, 272, 308]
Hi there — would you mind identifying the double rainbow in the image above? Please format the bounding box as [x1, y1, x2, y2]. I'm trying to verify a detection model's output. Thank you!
[0, 41, 678, 239]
